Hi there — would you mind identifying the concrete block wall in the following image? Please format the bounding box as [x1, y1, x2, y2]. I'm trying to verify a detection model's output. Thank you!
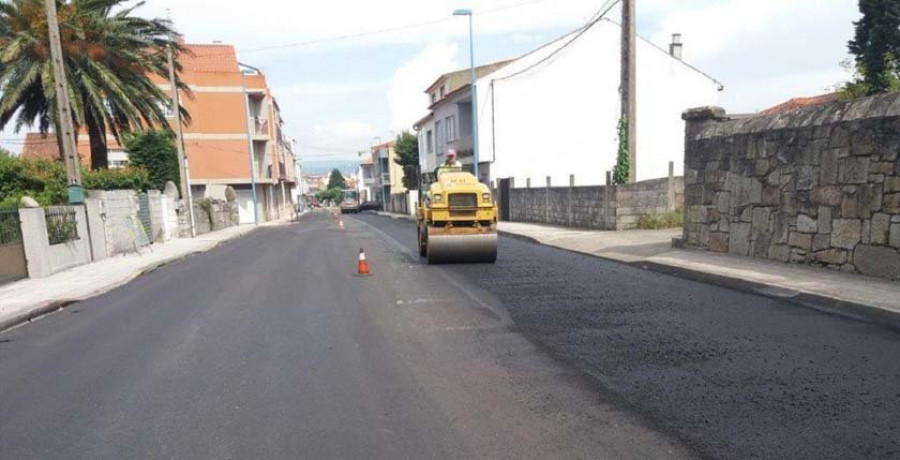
[87, 190, 140, 255]
[19, 206, 91, 278]
[146, 190, 167, 243]
[682, 95, 900, 280]
[508, 174, 679, 230]
[616, 177, 683, 229]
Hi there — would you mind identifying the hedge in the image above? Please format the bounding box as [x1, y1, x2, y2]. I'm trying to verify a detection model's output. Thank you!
[0, 152, 150, 207]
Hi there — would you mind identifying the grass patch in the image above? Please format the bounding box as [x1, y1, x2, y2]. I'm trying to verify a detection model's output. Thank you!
[636, 209, 683, 230]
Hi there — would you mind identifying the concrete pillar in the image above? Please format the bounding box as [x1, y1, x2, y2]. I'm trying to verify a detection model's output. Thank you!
[604, 171, 613, 230]
[568, 174, 575, 227]
[84, 198, 108, 261]
[19, 208, 52, 278]
[667, 160, 676, 211]
[526, 178, 531, 189]
[545, 176, 551, 224]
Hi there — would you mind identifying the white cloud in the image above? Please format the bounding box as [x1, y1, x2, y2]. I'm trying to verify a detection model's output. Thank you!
[387, 42, 461, 132]
[274, 80, 390, 97]
[312, 120, 375, 139]
[646, 0, 854, 62]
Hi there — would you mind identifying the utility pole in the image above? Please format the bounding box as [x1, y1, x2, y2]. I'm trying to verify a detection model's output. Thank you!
[620, 0, 637, 183]
[166, 38, 196, 237]
[44, 0, 83, 203]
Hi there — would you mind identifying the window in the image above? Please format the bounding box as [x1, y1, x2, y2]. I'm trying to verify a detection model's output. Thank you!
[439, 85, 445, 98]
[446, 116, 456, 142]
[435, 120, 442, 148]
[426, 130, 433, 154]
[108, 149, 130, 169]
[159, 101, 175, 118]
[431, 93, 436, 104]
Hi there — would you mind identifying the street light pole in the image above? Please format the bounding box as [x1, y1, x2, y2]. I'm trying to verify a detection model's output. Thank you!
[238, 62, 261, 225]
[454, 8, 479, 181]
[165, 32, 196, 237]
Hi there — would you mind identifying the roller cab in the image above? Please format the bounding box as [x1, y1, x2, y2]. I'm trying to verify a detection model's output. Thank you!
[416, 169, 498, 264]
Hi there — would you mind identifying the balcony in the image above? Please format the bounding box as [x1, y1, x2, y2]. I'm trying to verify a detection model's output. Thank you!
[251, 118, 269, 137]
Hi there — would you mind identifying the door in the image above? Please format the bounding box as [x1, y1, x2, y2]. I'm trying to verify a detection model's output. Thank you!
[236, 190, 255, 224]
[498, 178, 511, 221]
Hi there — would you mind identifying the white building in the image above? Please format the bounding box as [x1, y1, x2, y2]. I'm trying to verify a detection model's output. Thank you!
[472, 19, 722, 186]
[415, 61, 512, 178]
[357, 154, 376, 202]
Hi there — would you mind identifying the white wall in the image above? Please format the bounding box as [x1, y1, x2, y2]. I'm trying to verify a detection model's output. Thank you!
[477, 19, 721, 186]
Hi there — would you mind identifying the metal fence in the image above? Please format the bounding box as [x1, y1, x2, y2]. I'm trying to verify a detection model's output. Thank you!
[45, 206, 79, 245]
[0, 207, 22, 246]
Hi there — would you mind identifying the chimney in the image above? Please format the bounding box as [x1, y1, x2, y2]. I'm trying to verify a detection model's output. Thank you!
[669, 33, 683, 60]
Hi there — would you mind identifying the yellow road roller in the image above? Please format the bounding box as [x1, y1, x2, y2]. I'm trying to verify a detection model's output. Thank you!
[416, 168, 498, 264]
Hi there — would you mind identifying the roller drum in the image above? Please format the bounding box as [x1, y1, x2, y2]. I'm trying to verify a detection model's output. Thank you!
[426, 232, 498, 264]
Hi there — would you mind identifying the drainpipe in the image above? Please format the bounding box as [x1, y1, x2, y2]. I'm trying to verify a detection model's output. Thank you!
[239, 61, 261, 225]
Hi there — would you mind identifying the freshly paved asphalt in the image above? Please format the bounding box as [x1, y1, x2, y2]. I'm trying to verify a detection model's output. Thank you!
[0, 212, 691, 460]
[3, 211, 899, 459]
[353, 213, 900, 460]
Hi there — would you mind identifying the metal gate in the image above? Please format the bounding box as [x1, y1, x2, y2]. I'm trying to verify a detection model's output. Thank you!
[498, 178, 511, 221]
[137, 193, 152, 239]
[0, 208, 27, 285]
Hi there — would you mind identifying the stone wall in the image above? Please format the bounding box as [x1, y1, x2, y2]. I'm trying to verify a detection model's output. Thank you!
[682, 95, 900, 280]
[192, 199, 239, 235]
[507, 173, 681, 230]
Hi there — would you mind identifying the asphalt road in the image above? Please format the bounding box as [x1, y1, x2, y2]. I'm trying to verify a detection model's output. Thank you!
[0, 211, 692, 460]
[351, 212, 900, 460]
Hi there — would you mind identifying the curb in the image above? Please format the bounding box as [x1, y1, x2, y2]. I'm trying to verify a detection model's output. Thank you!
[633, 260, 900, 332]
[0, 226, 259, 335]
[498, 230, 900, 332]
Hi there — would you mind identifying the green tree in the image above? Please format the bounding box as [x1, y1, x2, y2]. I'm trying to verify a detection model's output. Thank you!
[0, 0, 192, 170]
[316, 187, 341, 204]
[393, 131, 419, 189]
[612, 116, 630, 185]
[842, 0, 900, 96]
[327, 168, 346, 190]
[123, 130, 179, 191]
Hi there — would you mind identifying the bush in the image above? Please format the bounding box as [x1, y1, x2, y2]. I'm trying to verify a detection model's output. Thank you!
[636, 209, 684, 230]
[82, 167, 151, 191]
[0, 152, 67, 207]
[0, 152, 150, 207]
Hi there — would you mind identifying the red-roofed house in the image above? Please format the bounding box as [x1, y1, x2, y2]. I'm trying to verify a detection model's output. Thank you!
[761, 93, 839, 116]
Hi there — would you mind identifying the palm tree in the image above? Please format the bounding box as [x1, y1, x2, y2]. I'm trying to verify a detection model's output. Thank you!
[0, 0, 191, 169]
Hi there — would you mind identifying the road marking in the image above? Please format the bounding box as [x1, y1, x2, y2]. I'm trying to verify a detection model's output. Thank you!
[396, 298, 451, 305]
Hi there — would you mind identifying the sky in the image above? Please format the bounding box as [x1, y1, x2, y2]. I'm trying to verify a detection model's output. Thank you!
[1, 0, 861, 171]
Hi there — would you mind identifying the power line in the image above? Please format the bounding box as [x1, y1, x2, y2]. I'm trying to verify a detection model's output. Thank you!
[236, 0, 555, 54]
[494, 0, 620, 82]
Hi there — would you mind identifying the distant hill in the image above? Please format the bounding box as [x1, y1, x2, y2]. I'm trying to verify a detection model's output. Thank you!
[300, 159, 359, 176]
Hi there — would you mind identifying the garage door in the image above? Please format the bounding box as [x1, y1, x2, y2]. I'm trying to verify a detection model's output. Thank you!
[236, 190, 255, 224]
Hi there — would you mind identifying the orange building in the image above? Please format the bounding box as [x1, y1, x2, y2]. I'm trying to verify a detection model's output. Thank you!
[22, 42, 297, 223]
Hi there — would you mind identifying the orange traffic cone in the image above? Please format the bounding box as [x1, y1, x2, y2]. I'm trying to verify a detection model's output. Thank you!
[357, 248, 371, 276]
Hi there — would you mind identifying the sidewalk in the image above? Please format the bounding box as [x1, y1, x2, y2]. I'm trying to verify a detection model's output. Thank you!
[0, 219, 291, 333]
[497, 221, 900, 329]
